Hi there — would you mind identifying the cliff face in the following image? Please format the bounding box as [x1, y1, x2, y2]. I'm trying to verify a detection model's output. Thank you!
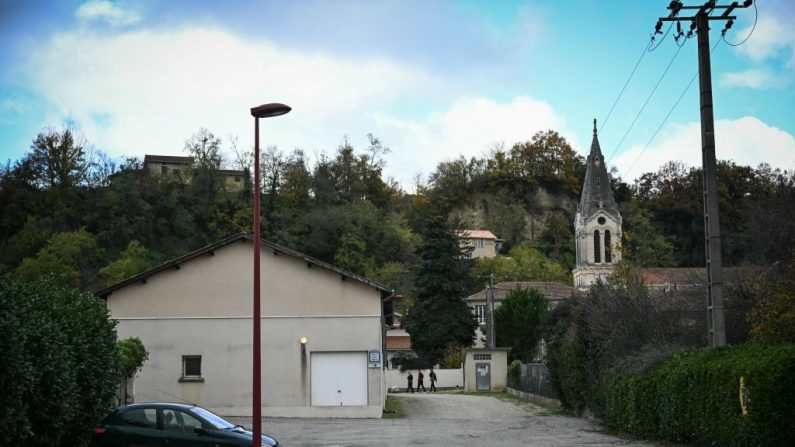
[450, 187, 578, 242]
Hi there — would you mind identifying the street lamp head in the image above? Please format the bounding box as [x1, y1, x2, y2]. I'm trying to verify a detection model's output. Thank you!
[251, 103, 292, 118]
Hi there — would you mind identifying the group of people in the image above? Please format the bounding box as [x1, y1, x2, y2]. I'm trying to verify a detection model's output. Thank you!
[406, 368, 437, 393]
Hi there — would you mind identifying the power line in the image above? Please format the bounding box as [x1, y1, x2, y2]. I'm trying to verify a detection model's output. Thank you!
[599, 40, 652, 136]
[607, 39, 687, 164]
[622, 39, 722, 180]
[722, 0, 758, 46]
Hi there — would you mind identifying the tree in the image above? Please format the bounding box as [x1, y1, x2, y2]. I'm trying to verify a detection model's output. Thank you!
[0, 276, 118, 446]
[117, 337, 148, 404]
[494, 287, 549, 362]
[400, 209, 477, 365]
[29, 127, 88, 190]
[100, 240, 156, 286]
[619, 202, 676, 267]
[749, 252, 795, 342]
[15, 229, 99, 289]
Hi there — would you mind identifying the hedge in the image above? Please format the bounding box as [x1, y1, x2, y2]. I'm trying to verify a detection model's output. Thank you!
[0, 276, 119, 447]
[604, 343, 795, 446]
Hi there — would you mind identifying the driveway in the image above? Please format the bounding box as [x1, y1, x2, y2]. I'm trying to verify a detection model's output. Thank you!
[230, 392, 658, 446]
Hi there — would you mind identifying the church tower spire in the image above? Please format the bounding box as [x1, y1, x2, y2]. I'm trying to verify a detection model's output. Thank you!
[573, 119, 622, 289]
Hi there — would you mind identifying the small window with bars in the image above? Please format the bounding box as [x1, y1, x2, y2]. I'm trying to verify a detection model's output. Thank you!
[474, 354, 492, 360]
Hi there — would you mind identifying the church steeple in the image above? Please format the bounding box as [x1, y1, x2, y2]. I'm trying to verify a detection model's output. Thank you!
[572, 119, 623, 289]
[578, 119, 619, 221]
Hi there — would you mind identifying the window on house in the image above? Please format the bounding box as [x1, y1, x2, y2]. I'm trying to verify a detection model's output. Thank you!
[474, 354, 492, 360]
[594, 230, 601, 263]
[172, 168, 179, 175]
[234, 176, 241, 182]
[604, 230, 612, 263]
[474, 305, 485, 325]
[161, 165, 168, 175]
[477, 238, 484, 247]
[180, 355, 203, 381]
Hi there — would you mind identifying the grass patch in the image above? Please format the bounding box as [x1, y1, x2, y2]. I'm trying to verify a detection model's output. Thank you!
[382, 394, 404, 419]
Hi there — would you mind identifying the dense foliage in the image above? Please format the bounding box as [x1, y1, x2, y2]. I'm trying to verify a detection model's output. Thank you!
[494, 287, 549, 362]
[0, 276, 119, 446]
[604, 343, 795, 446]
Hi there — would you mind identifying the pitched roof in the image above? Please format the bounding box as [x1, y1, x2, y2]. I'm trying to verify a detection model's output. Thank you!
[386, 335, 412, 351]
[465, 281, 577, 301]
[578, 120, 619, 220]
[95, 233, 390, 298]
[143, 154, 194, 164]
[458, 230, 498, 240]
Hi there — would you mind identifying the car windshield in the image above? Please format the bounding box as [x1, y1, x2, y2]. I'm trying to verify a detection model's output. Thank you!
[190, 406, 235, 429]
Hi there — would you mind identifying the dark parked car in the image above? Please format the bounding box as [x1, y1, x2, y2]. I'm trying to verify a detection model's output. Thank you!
[90, 402, 279, 446]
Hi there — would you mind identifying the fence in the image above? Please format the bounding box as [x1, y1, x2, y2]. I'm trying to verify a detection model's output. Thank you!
[507, 362, 557, 399]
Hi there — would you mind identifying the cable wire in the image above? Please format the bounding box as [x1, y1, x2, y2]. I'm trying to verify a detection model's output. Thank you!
[622, 39, 722, 180]
[648, 22, 674, 52]
[599, 40, 652, 135]
[722, 0, 758, 46]
[607, 39, 687, 163]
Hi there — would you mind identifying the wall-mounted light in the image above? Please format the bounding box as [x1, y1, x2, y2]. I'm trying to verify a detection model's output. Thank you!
[300, 336, 308, 360]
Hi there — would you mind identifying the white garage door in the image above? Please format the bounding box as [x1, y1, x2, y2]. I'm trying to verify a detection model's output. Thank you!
[311, 351, 368, 406]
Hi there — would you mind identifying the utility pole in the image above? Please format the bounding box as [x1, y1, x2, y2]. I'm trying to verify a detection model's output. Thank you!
[655, 0, 753, 348]
[487, 274, 496, 349]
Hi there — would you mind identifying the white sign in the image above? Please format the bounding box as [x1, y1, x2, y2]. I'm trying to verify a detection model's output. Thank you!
[368, 350, 381, 368]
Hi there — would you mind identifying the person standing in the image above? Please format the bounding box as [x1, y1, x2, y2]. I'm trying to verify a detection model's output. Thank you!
[429, 368, 437, 392]
[417, 369, 426, 392]
[406, 371, 415, 393]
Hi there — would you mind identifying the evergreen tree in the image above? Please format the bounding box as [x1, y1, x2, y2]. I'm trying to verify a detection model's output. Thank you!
[494, 287, 548, 362]
[401, 208, 476, 365]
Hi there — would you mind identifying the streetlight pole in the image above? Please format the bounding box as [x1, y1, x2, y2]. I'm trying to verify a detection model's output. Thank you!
[250, 103, 291, 446]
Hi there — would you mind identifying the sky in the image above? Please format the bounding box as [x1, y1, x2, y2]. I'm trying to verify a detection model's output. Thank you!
[1, 0, 794, 190]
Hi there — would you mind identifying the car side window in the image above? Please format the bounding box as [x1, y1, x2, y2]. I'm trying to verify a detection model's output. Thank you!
[162, 409, 203, 431]
[123, 408, 157, 429]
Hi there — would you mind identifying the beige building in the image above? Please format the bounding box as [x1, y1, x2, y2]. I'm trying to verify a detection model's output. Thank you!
[97, 233, 392, 418]
[462, 348, 510, 392]
[218, 169, 247, 192]
[458, 230, 500, 258]
[143, 154, 193, 177]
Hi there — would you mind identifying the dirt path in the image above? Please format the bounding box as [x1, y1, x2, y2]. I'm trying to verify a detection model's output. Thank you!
[230, 391, 658, 446]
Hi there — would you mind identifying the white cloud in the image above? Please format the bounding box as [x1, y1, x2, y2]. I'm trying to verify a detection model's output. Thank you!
[735, 14, 795, 67]
[22, 25, 573, 190]
[614, 117, 795, 182]
[720, 67, 785, 89]
[76, 0, 141, 27]
[24, 26, 434, 177]
[374, 96, 577, 188]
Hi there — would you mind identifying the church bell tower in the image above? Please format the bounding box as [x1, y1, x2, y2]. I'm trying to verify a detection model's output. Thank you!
[573, 120, 623, 289]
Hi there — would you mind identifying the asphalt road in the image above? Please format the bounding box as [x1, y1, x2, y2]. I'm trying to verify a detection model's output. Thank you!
[229, 392, 658, 447]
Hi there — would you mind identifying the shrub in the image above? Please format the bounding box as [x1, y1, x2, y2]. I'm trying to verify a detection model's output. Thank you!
[545, 303, 592, 414]
[604, 343, 795, 446]
[0, 276, 118, 446]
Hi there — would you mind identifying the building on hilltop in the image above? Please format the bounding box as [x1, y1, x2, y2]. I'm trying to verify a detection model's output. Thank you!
[143, 154, 247, 192]
[143, 154, 193, 177]
[457, 230, 501, 258]
[573, 120, 623, 289]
